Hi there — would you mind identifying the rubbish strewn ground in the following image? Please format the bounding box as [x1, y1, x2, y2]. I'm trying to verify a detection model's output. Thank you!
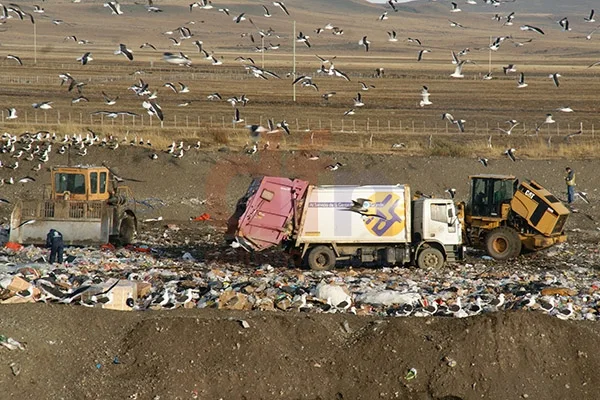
[1, 149, 600, 399]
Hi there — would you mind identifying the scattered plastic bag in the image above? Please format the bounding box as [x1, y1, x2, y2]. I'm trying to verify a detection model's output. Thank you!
[0, 335, 26, 351]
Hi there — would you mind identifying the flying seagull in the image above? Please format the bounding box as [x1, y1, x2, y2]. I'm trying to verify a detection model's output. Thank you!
[273, 1, 290, 16]
[517, 72, 528, 88]
[114, 43, 133, 61]
[77, 52, 93, 65]
[6, 54, 23, 66]
[419, 86, 432, 107]
[6, 107, 17, 119]
[549, 73, 561, 87]
[296, 32, 311, 47]
[142, 100, 164, 121]
[520, 25, 544, 35]
[442, 112, 465, 132]
[163, 52, 192, 66]
[417, 49, 431, 62]
[358, 36, 370, 52]
[478, 157, 489, 167]
[104, 1, 123, 15]
[504, 148, 516, 162]
[584, 9, 595, 23]
[450, 60, 475, 78]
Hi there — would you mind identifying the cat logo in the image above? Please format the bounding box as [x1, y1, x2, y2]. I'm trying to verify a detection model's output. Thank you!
[362, 192, 405, 237]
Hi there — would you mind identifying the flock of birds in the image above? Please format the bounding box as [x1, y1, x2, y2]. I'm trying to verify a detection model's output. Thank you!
[0, 2, 598, 170]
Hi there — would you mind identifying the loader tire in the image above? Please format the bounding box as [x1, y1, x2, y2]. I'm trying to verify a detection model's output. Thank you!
[119, 217, 136, 245]
[307, 246, 336, 271]
[485, 227, 522, 260]
[417, 247, 444, 269]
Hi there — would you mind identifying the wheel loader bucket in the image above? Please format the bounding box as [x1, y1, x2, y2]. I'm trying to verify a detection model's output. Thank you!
[9, 199, 113, 246]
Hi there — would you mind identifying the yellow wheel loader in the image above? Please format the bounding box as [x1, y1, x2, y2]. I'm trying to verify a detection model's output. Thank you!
[458, 174, 570, 260]
[9, 165, 138, 246]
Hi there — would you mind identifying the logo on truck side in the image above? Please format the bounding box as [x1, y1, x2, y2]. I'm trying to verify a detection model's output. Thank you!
[364, 193, 405, 237]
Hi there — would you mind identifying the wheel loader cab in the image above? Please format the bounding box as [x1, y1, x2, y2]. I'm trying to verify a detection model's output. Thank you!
[51, 167, 111, 201]
[470, 175, 518, 218]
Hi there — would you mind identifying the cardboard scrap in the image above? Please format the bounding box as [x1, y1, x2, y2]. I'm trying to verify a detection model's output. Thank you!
[541, 287, 577, 297]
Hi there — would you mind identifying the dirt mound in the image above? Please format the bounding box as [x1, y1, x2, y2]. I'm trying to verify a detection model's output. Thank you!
[2, 305, 600, 400]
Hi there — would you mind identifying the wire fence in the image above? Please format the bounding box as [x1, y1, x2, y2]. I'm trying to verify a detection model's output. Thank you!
[0, 109, 597, 139]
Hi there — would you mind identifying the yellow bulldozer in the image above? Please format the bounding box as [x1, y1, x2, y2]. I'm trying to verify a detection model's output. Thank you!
[458, 174, 570, 260]
[9, 165, 138, 246]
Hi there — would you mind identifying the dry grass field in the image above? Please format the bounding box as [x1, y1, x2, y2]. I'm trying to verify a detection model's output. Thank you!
[1, 0, 600, 159]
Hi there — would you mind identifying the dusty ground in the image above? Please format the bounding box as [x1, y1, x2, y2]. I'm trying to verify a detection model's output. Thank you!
[1, 147, 600, 400]
[2, 305, 600, 400]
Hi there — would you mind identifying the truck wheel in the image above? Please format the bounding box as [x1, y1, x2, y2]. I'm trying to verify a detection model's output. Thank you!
[307, 246, 336, 271]
[417, 247, 444, 269]
[485, 227, 522, 260]
[119, 217, 136, 245]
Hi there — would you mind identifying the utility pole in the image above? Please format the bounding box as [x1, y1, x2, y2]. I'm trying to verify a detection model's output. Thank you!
[293, 20, 296, 102]
[261, 35, 265, 69]
[33, 20, 37, 64]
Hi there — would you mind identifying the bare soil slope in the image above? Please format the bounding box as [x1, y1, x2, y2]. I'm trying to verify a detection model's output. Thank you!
[2, 305, 600, 400]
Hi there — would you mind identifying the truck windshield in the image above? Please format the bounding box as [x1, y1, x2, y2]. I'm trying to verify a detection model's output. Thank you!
[55, 173, 86, 194]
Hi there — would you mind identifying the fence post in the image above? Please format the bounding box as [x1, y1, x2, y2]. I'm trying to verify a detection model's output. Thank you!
[366, 118, 369, 132]
[353, 120, 356, 132]
[388, 120, 391, 132]
[592, 124, 595, 138]
[412, 120, 415, 134]
[341, 119, 344, 132]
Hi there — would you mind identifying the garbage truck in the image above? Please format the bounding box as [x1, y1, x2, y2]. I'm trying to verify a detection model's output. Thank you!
[227, 176, 464, 270]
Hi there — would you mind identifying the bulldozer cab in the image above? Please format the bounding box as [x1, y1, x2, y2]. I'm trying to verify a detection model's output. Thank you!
[469, 174, 518, 218]
[51, 166, 112, 201]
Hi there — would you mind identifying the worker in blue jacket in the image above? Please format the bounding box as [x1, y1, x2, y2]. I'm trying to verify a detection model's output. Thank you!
[46, 229, 64, 264]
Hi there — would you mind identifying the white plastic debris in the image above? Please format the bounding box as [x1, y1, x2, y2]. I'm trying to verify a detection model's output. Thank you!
[356, 290, 421, 306]
[314, 282, 352, 307]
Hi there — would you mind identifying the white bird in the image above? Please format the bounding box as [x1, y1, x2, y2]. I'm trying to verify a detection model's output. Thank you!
[6, 54, 23, 66]
[387, 30, 398, 42]
[104, 1, 123, 15]
[556, 303, 574, 320]
[520, 25, 544, 35]
[233, 108, 244, 124]
[450, 60, 474, 78]
[417, 49, 431, 62]
[557, 106, 573, 113]
[6, 108, 17, 119]
[419, 86, 432, 107]
[544, 113, 555, 124]
[77, 52, 93, 65]
[549, 73, 561, 87]
[353, 93, 364, 107]
[517, 72, 528, 88]
[358, 36, 370, 52]
[378, 11, 388, 21]
[273, 1, 290, 16]
[584, 9, 595, 23]
[450, 2, 461, 12]
[114, 43, 133, 61]
[504, 148, 516, 162]
[32, 101, 53, 110]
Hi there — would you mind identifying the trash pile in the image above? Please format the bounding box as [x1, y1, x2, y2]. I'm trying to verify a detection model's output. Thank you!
[1, 238, 599, 321]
